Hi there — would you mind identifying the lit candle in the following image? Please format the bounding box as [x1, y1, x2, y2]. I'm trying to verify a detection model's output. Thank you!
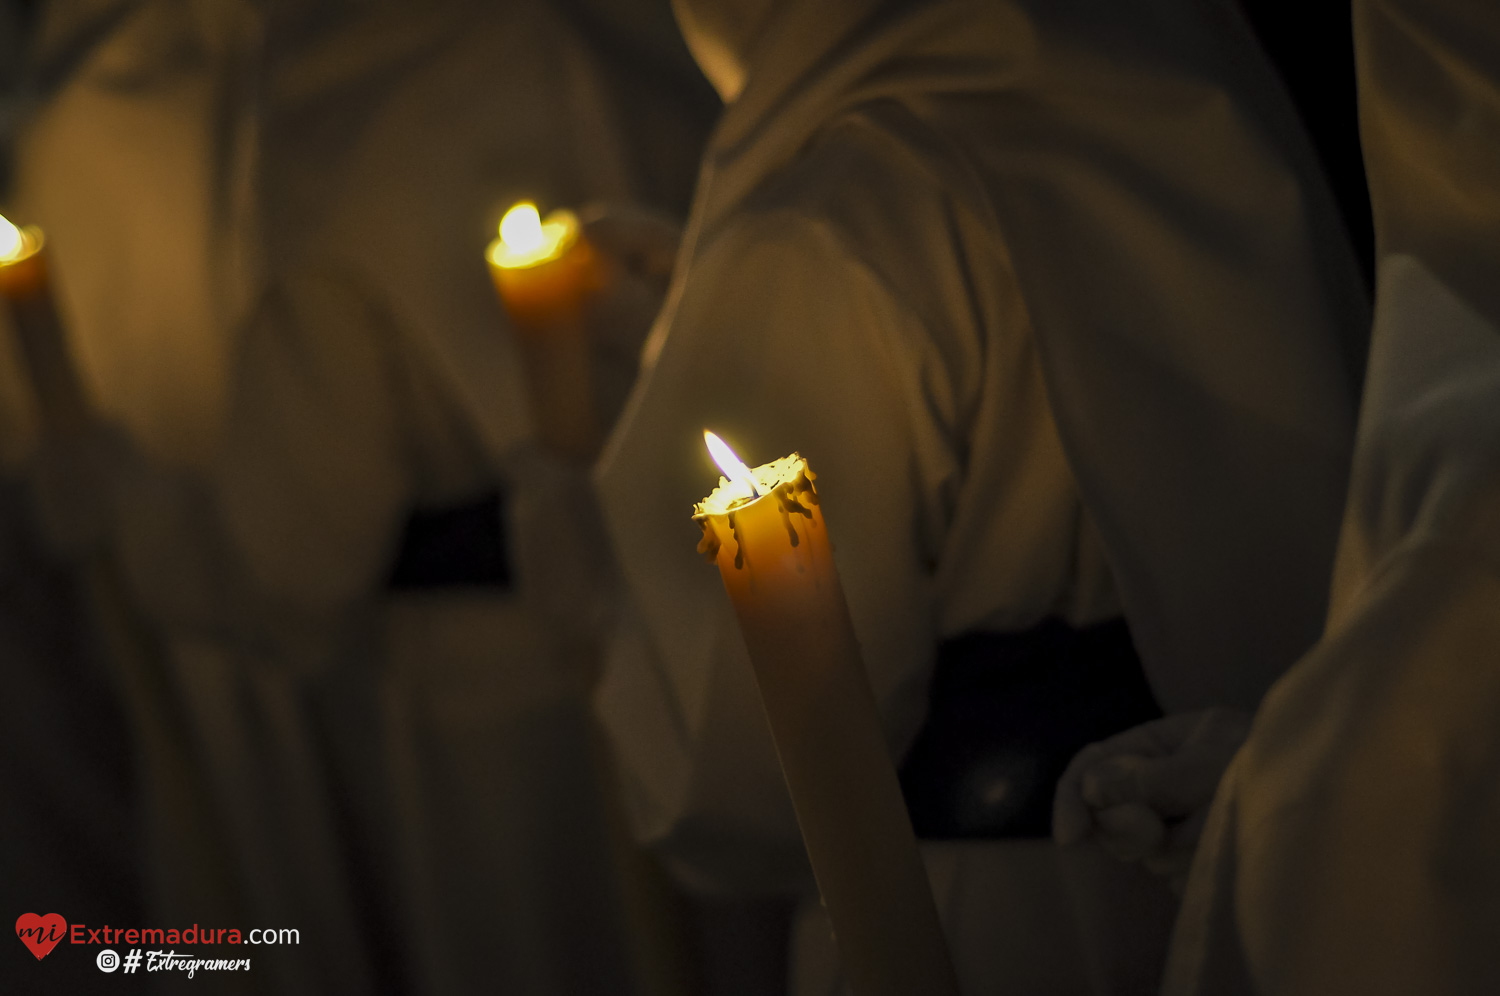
[486, 201, 608, 459]
[0, 212, 89, 435]
[694, 432, 960, 996]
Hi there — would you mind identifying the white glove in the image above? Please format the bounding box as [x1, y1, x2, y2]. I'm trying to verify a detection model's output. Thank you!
[1053, 708, 1251, 891]
[578, 202, 683, 430]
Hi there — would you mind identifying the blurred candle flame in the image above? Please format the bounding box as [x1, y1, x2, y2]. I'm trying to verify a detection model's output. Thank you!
[500, 202, 545, 255]
[704, 430, 760, 497]
[490, 201, 578, 269]
[0, 213, 24, 263]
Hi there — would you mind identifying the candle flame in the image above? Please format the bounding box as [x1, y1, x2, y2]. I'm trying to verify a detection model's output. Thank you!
[0, 213, 23, 263]
[704, 430, 760, 498]
[489, 201, 579, 269]
[500, 202, 545, 255]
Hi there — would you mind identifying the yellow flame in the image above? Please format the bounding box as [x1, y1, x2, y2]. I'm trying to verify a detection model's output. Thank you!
[500, 202, 545, 255]
[704, 430, 760, 497]
[489, 202, 578, 269]
[0, 213, 23, 263]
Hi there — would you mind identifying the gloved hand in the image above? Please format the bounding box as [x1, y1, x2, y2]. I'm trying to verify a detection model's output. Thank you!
[580, 202, 681, 288]
[1053, 708, 1251, 892]
[578, 202, 683, 430]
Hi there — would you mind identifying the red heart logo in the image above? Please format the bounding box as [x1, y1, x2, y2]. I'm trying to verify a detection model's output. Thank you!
[15, 913, 68, 960]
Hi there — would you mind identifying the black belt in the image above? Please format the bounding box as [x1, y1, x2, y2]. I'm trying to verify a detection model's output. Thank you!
[386, 489, 512, 590]
[899, 617, 1159, 840]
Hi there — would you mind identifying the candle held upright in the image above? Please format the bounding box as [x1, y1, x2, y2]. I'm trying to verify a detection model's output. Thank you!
[487, 202, 608, 459]
[694, 432, 960, 996]
[0, 213, 89, 435]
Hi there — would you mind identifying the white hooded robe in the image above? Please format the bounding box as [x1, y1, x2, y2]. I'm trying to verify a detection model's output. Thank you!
[6, 2, 712, 992]
[593, 0, 1368, 992]
[1163, 0, 1500, 992]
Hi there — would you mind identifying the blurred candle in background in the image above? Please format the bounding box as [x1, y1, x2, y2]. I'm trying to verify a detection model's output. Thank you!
[1, 213, 207, 895]
[487, 201, 608, 459]
[0, 212, 88, 435]
[694, 431, 960, 996]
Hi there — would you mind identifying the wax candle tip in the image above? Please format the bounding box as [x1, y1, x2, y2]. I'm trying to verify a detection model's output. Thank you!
[490, 202, 578, 269]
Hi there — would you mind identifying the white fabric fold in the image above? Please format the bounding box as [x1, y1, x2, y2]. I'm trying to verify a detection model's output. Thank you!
[1166, 0, 1500, 989]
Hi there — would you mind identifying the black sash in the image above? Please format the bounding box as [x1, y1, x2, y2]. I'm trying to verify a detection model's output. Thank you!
[899, 618, 1159, 840]
[387, 489, 512, 590]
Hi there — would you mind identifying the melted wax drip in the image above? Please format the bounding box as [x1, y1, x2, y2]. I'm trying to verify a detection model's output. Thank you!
[696, 521, 721, 563]
[776, 482, 812, 546]
[727, 511, 745, 569]
[692, 460, 821, 572]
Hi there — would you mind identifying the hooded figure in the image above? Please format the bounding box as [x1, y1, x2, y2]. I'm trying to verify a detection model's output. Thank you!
[1163, 1, 1500, 993]
[10, 0, 263, 467]
[8, 1, 713, 992]
[593, 0, 1368, 991]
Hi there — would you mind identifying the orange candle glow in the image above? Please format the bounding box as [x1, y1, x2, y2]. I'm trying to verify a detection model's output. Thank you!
[486, 202, 608, 458]
[0, 212, 88, 435]
[0, 213, 47, 297]
[694, 431, 960, 996]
